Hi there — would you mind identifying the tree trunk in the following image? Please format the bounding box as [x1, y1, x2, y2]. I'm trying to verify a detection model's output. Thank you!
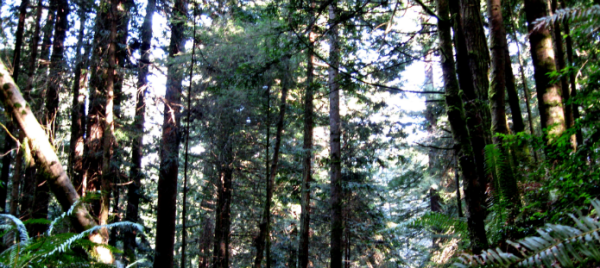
[329, 2, 343, 267]
[0, 122, 13, 212]
[298, 3, 315, 266]
[68, 3, 89, 195]
[254, 67, 290, 268]
[22, 1, 44, 230]
[487, 0, 520, 205]
[504, 48, 525, 135]
[550, 0, 576, 150]
[181, 5, 198, 267]
[98, 0, 118, 257]
[12, 0, 29, 83]
[153, 0, 187, 265]
[450, 0, 491, 200]
[124, 0, 154, 260]
[198, 217, 213, 268]
[43, 0, 69, 144]
[561, 1, 583, 146]
[9, 130, 21, 216]
[0, 58, 113, 263]
[524, 0, 567, 154]
[440, 0, 488, 253]
[213, 163, 233, 268]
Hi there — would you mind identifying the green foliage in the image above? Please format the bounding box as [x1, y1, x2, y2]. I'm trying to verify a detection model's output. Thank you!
[533, 5, 600, 32]
[455, 199, 600, 267]
[0, 201, 144, 268]
[405, 212, 468, 238]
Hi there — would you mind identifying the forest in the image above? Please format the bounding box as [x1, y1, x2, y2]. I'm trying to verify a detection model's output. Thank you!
[0, 0, 599, 266]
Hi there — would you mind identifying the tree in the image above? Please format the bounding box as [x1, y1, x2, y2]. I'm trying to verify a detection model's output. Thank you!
[439, 0, 488, 253]
[125, 0, 155, 260]
[329, 1, 343, 266]
[524, 0, 567, 153]
[153, 0, 188, 265]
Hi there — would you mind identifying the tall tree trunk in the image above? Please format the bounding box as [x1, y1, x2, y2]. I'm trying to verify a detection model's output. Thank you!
[198, 217, 213, 268]
[487, 0, 520, 205]
[0, 122, 13, 212]
[181, 5, 198, 267]
[514, 40, 539, 163]
[254, 67, 290, 268]
[450, 0, 491, 200]
[68, 2, 89, 195]
[43, 0, 69, 144]
[504, 48, 525, 135]
[153, 0, 187, 265]
[459, 0, 490, 105]
[9, 130, 21, 216]
[0, 58, 113, 263]
[37, 0, 57, 113]
[98, 0, 118, 257]
[441, 0, 488, 253]
[12, 0, 29, 83]
[550, 0, 576, 150]
[125, 0, 154, 260]
[524, 0, 567, 158]
[298, 4, 315, 266]
[213, 161, 233, 268]
[329, 2, 343, 267]
[561, 1, 583, 146]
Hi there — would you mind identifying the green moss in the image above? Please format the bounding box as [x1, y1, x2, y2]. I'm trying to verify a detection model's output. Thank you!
[3, 83, 9, 90]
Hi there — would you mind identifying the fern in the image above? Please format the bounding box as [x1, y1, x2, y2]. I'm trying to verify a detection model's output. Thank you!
[0, 200, 145, 268]
[533, 5, 600, 32]
[455, 198, 600, 267]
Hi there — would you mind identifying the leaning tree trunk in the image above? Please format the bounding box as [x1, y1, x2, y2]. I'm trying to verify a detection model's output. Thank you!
[442, 0, 489, 253]
[153, 0, 187, 266]
[524, 0, 567, 158]
[487, 0, 520, 206]
[125, 0, 154, 260]
[329, 2, 344, 267]
[27, 0, 70, 233]
[0, 58, 113, 263]
[298, 3, 315, 266]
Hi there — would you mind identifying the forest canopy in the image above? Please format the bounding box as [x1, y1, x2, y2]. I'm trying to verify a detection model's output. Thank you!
[0, 0, 599, 267]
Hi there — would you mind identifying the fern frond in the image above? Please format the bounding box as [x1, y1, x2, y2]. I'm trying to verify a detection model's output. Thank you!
[533, 5, 600, 32]
[456, 198, 600, 267]
[46, 199, 81, 236]
[484, 144, 505, 180]
[0, 214, 29, 242]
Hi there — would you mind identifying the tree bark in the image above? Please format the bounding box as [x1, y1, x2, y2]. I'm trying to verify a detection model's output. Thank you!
[329, 2, 343, 267]
[440, 0, 488, 253]
[450, 0, 490, 200]
[254, 67, 290, 268]
[98, 0, 118, 257]
[524, 0, 567, 154]
[124, 0, 154, 260]
[153, 0, 187, 265]
[213, 163, 233, 268]
[550, 0, 576, 150]
[487, 0, 520, 205]
[12, 0, 30, 83]
[561, 1, 583, 146]
[298, 3, 315, 266]
[68, 3, 89, 195]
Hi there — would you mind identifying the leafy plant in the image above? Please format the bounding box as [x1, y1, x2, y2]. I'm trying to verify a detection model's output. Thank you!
[455, 199, 600, 267]
[533, 4, 600, 32]
[0, 201, 144, 268]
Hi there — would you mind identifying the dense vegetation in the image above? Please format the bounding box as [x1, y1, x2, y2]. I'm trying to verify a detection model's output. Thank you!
[0, 0, 599, 266]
